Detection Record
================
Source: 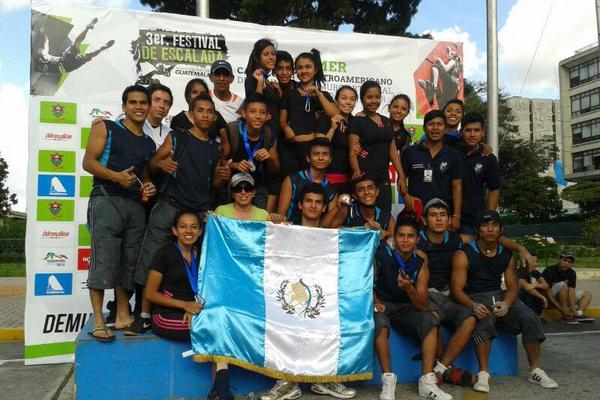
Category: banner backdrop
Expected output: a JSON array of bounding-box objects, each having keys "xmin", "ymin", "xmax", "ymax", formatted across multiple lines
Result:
[{"xmin": 26, "ymin": 0, "xmax": 463, "ymax": 364}]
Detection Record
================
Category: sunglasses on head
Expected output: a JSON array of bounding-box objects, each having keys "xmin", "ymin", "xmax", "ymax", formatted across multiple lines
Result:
[{"xmin": 233, "ymin": 184, "xmax": 254, "ymax": 193}]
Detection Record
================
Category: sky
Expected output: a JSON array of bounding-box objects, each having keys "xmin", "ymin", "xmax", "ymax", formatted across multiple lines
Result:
[{"xmin": 0, "ymin": 0, "xmax": 598, "ymax": 211}]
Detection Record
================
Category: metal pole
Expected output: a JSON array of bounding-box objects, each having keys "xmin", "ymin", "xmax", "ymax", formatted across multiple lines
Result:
[
  {"xmin": 196, "ymin": 0, "xmax": 209, "ymax": 18},
  {"xmin": 487, "ymin": 0, "xmax": 499, "ymax": 156},
  {"xmin": 596, "ymin": 0, "xmax": 600, "ymax": 46}
]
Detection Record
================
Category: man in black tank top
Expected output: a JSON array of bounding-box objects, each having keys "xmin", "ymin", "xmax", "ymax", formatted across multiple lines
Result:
[
  {"xmin": 127, "ymin": 93, "xmax": 231, "ymax": 336},
  {"xmin": 83, "ymin": 85, "xmax": 157, "ymax": 341},
  {"xmin": 451, "ymin": 211, "xmax": 558, "ymax": 393},
  {"xmin": 373, "ymin": 215, "xmax": 453, "ymax": 400}
]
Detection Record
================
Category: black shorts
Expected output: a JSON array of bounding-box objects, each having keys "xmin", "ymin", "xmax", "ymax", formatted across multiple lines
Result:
[
  {"xmin": 374, "ymin": 301, "xmax": 439, "ymax": 342},
  {"xmin": 429, "ymin": 291, "xmax": 475, "ymax": 328}
]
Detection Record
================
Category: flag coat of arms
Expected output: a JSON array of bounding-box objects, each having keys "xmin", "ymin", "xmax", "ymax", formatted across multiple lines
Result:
[{"xmin": 192, "ymin": 216, "xmax": 379, "ymax": 382}]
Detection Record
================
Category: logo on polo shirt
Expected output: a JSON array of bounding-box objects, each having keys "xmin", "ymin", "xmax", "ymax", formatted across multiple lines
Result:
[
  {"xmin": 440, "ymin": 161, "xmax": 448, "ymax": 173},
  {"xmin": 474, "ymin": 163, "xmax": 483, "ymax": 174}
]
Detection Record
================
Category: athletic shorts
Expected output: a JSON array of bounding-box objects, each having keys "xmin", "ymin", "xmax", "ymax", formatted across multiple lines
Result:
[
  {"xmin": 134, "ymin": 199, "xmax": 180, "ymax": 286},
  {"xmin": 468, "ymin": 290, "xmax": 545, "ymax": 345},
  {"xmin": 374, "ymin": 301, "xmax": 439, "ymax": 342},
  {"xmin": 87, "ymin": 195, "xmax": 146, "ymax": 291},
  {"xmin": 551, "ymin": 281, "xmax": 584, "ymax": 301},
  {"xmin": 151, "ymin": 312, "xmax": 190, "ymax": 341},
  {"xmin": 429, "ymin": 291, "xmax": 475, "ymax": 328}
]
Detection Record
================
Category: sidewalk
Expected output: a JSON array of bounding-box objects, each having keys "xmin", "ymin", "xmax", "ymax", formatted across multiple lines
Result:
[{"xmin": 0, "ymin": 277, "xmax": 25, "ymax": 340}]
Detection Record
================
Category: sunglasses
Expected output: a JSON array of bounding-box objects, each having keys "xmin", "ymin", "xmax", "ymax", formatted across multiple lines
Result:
[{"xmin": 232, "ymin": 184, "xmax": 254, "ymax": 193}]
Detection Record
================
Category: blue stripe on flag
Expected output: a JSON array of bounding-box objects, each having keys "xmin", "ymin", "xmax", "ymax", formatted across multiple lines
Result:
[
  {"xmin": 336, "ymin": 229, "xmax": 379, "ymax": 376},
  {"xmin": 191, "ymin": 215, "xmax": 267, "ymax": 366}
]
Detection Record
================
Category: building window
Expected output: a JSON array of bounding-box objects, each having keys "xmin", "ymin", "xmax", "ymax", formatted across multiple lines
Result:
[
  {"xmin": 570, "ymin": 57, "xmax": 600, "ymax": 88},
  {"xmin": 571, "ymin": 87, "xmax": 600, "ymax": 117},
  {"xmin": 573, "ymin": 148, "xmax": 600, "ymax": 173},
  {"xmin": 572, "ymin": 118, "xmax": 600, "ymax": 144}
]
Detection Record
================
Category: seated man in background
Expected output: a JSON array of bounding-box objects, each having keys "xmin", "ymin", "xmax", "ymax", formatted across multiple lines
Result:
[
  {"xmin": 517, "ymin": 255, "xmax": 549, "ymax": 317},
  {"xmin": 542, "ymin": 251, "xmax": 593, "ymax": 323}
]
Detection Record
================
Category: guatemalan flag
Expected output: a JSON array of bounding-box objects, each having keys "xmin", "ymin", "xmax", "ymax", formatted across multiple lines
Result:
[{"xmin": 192, "ymin": 215, "xmax": 379, "ymax": 382}]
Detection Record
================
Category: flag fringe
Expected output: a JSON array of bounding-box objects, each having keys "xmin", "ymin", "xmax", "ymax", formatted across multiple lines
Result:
[{"xmin": 193, "ymin": 354, "xmax": 373, "ymax": 383}]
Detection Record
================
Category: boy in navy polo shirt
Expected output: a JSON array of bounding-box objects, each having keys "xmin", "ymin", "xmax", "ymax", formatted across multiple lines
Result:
[
  {"xmin": 451, "ymin": 211, "xmax": 558, "ymax": 393},
  {"xmin": 459, "ymin": 113, "xmax": 500, "ymax": 234},
  {"xmin": 402, "ymin": 110, "xmax": 463, "ymax": 231},
  {"xmin": 442, "ymin": 99, "xmax": 464, "ymax": 147}
]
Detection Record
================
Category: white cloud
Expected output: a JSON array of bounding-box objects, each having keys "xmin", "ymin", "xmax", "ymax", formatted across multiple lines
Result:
[
  {"xmin": 3, "ymin": 0, "xmax": 132, "ymax": 12},
  {"xmin": 499, "ymin": 0, "xmax": 598, "ymax": 98},
  {"xmin": 424, "ymin": 25, "xmax": 487, "ymax": 82},
  {"xmin": 0, "ymin": 83, "xmax": 27, "ymax": 211}
]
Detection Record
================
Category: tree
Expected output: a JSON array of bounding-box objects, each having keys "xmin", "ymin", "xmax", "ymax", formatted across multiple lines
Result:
[
  {"xmin": 561, "ymin": 181, "xmax": 600, "ymax": 217},
  {"xmin": 463, "ymin": 80, "xmax": 563, "ymax": 221},
  {"xmin": 0, "ymin": 153, "xmax": 17, "ymax": 219},
  {"xmin": 139, "ymin": 0, "xmax": 429, "ymax": 37}
]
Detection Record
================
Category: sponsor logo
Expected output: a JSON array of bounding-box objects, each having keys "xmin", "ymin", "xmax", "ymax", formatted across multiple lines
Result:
[
  {"xmin": 40, "ymin": 101, "xmax": 77, "ymax": 124},
  {"xmin": 38, "ymin": 150, "xmax": 76, "ymax": 173},
  {"xmin": 78, "ymin": 224, "xmax": 91, "ymax": 246},
  {"xmin": 41, "ymin": 230, "xmax": 71, "ymax": 240},
  {"xmin": 89, "ymin": 108, "xmax": 114, "ymax": 120},
  {"xmin": 50, "ymin": 153, "xmax": 63, "ymax": 167},
  {"xmin": 43, "ymin": 132, "xmax": 73, "ymax": 141},
  {"xmin": 34, "ymin": 273, "xmax": 73, "ymax": 296},
  {"xmin": 43, "ymin": 313, "xmax": 92, "ymax": 334},
  {"xmin": 37, "ymin": 199, "xmax": 75, "ymax": 221},
  {"xmin": 77, "ymin": 248, "xmax": 90, "ymax": 270},
  {"xmin": 37, "ymin": 175, "xmax": 75, "ymax": 197},
  {"xmin": 42, "ymin": 252, "xmax": 69, "ymax": 268},
  {"xmin": 276, "ymin": 279, "xmax": 325, "ymax": 319}
]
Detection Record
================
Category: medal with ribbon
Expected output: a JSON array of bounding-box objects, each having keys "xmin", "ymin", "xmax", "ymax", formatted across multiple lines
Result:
[
  {"xmin": 392, "ymin": 249, "xmax": 417, "ymax": 282},
  {"xmin": 239, "ymin": 121, "xmax": 263, "ymax": 172},
  {"xmin": 176, "ymin": 243, "xmax": 204, "ymax": 305}
]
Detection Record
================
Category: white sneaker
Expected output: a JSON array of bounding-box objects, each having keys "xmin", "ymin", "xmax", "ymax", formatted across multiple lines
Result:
[
  {"xmin": 379, "ymin": 373, "xmax": 397, "ymax": 400},
  {"xmin": 418, "ymin": 372, "xmax": 453, "ymax": 400},
  {"xmin": 310, "ymin": 382, "xmax": 357, "ymax": 399},
  {"xmin": 260, "ymin": 381, "xmax": 301, "ymax": 400},
  {"xmin": 529, "ymin": 368, "xmax": 558, "ymax": 389},
  {"xmin": 472, "ymin": 371, "xmax": 490, "ymax": 393}
]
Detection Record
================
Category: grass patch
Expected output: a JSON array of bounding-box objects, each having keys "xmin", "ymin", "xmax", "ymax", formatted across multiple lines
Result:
[
  {"xmin": 539, "ymin": 257, "xmax": 600, "ymax": 269},
  {"xmin": 0, "ymin": 263, "xmax": 26, "ymax": 277}
]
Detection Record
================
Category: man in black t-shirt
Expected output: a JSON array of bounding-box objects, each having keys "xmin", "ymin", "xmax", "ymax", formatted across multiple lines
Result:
[
  {"xmin": 542, "ymin": 251, "xmax": 593, "ymax": 321},
  {"xmin": 402, "ymin": 110, "xmax": 463, "ymax": 231},
  {"xmin": 452, "ymin": 211, "xmax": 558, "ymax": 393},
  {"xmin": 517, "ymin": 255, "xmax": 549, "ymax": 316},
  {"xmin": 459, "ymin": 113, "xmax": 500, "ymax": 234}
]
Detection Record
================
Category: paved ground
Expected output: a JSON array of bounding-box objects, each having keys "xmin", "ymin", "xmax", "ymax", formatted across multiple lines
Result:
[{"xmin": 2, "ymin": 276, "xmax": 600, "ymax": 399}]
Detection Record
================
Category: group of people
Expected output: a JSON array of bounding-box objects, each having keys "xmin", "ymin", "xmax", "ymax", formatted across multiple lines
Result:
[{"xmin": 82, "ymin": 38, "xmax": 593, "ymax": 400}]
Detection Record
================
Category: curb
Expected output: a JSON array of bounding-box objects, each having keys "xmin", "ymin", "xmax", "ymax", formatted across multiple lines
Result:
[
  {"xmin": 0, "ymin": 327, "xmax": 24, "ymax": 341},
  {"xmin": 542, "ymin": 306, "xmax": 600, "ymax": 320}
]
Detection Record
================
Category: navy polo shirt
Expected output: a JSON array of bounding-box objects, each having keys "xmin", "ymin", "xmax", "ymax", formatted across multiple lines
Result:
[
  {"xmin": 401, "ymin": 143, "xmax": 463, "ymax": 209},
  {"xmin": 462, "ymin": 145, "xmax": 500, "ymax": 227}
]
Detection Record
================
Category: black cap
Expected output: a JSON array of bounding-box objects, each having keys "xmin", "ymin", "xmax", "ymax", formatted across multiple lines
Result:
[
  {"xmin": 210, "ymin": 60, "xmax": 233, "ymax": 75},
  {"xmin": 476, "ymin": 209, "xmax": 502, "ymax": 227},
  {"xmin": 559, "ymin": 250, "xmax": 576, "ymax": 261}
]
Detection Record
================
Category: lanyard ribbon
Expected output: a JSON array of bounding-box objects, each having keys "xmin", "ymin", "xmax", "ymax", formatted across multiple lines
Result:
[
  {"xmin": 392, "ymin": 250, "xmax": 417, "ymax": 277},
  {"xmin": 176, "ymin": 243, "xmax": 202, "ymax": 303},
  {"xmin": 240, "ymin": 121, "xmax": 263, "ymax": 165}
]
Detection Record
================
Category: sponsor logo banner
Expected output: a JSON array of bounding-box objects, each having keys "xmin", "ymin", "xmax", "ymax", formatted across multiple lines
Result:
[
  {"xmin": 40, "ymin": 101, "xmax": 77, "ymax": 124},
  {"xmin": 37, "ymin": 248, "xmax": 72, "ymax": 271},
  {"xmin": 79, "ymin": 176, "xmax": 93, "ymax": 198},
  {"xmin": 77, "ymin": 248, "xmax": 90, "ymax": 270},
  {"xmin": 34, "ymin": 273, "xmax": 73, "ymax": 296},
  {"xmin": 35, "ymin": 225, "xmax": 75, "ymax": 246},
  {"xmin": 38, "ymin": 150, "xmax": 76, "ymax": 173},
  {"xmin": 37, "ymin": 175, "xmax": 75, "ymax": 197},
  {"xmin": 78, "ymin": 224, "xmax": 91, "ymax": 246},
  {"xmin": 37, "ymin": 199, "xmax": 75, "ymax": 221}
]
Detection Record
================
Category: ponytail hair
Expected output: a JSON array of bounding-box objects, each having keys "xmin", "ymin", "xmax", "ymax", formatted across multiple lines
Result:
[
  {"xmin": 295, "ymin": 48, "xmax": 325, "ymax": 89},
  {"xmin": 245, "ymin": 38, "xmax": 276, "ymax": 78}
]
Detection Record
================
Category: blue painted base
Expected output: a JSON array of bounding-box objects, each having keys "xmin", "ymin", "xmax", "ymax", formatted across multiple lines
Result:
[{"xmin": 76, "ymin": 319, "xmax": 518, "ymax": 399}]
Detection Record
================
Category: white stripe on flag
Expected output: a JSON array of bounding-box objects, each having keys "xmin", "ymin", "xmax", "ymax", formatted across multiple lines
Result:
[{"xmin": 263, "ymin": 223, "xmax": 340, "ymax": 376}]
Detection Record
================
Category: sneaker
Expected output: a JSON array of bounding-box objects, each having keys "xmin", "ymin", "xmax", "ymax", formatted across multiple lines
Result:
[
  {"xmin": 379, "ymin": 373, "xmax": 396, "ymax": 400},
  {"xmin": 528, "ymin": 368, "xmax": 558, "ymax": 389},
  {"xmin": 442, "ymin": 366, "xmax": 474, "ymax": 387},
  {"xmin": 472, "ymin": 371, "xmax": 490, "ymax": 393},
  {"xmin": 123, "ymin": 317, "xmax": 151, "ymax": 336},
  {"xmin": 310, "ymin": 382, "xmax": 357, "ymax": 399},
  {"xmin": 418, "ymin": 373, "xmax": 453, "ymax": 400},
  {"xmin": 577, "ymin": 316, "xmax": 595, "ymax": 323},
  {"xmin": 260, "ymin": 381, "xmax": 301, "ymax": 400}
]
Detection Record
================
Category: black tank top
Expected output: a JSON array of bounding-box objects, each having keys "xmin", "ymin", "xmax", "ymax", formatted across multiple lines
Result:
[
  {"xmin": 462, "ymin": 240, "xmax": 512, "ymax": 294},
  {"xmin": 374, "ymin": 244, "xmax": 425, "ymax": 303},
  {"xmin": 417, "ymin": 230, "xmax": 462, "ymax": 291}
]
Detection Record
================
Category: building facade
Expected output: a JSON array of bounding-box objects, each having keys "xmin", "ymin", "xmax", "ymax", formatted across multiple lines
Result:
[
  {"xmin": 506, "ymin": 96, "xmax": 561, "ymax": 144},
  {"xmin": 559, "ymin": 43, "xmax": 600, "ymax": 181}
]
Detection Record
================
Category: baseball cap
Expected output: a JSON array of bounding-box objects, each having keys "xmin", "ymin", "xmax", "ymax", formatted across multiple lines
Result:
[
  {"xmin": 476, "ymin": 209, "xmax": 502, "ymax": 227},
  {"xmin": 560, "ymin": 250, "xmax": 576, "ymax": 261},
  {"xmin": 230, "ymin": 172, "xmax": 254, "ymax": 188},
  {"xmin": 210, "ymin": 60, "xmax": 233, "ymax": 75},
  {"xmin": 423, "ymin": 198, "xmax": 450, "ymax": 214}
]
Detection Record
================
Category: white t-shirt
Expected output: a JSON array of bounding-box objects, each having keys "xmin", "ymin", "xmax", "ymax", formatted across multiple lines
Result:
[
  {"xmin": 210, "ymin": 91, "xmax": 244, "ymax": 123},
  {"xmin": 144, "ymin": 119, "xmax": 170, "ymax": 149}
]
